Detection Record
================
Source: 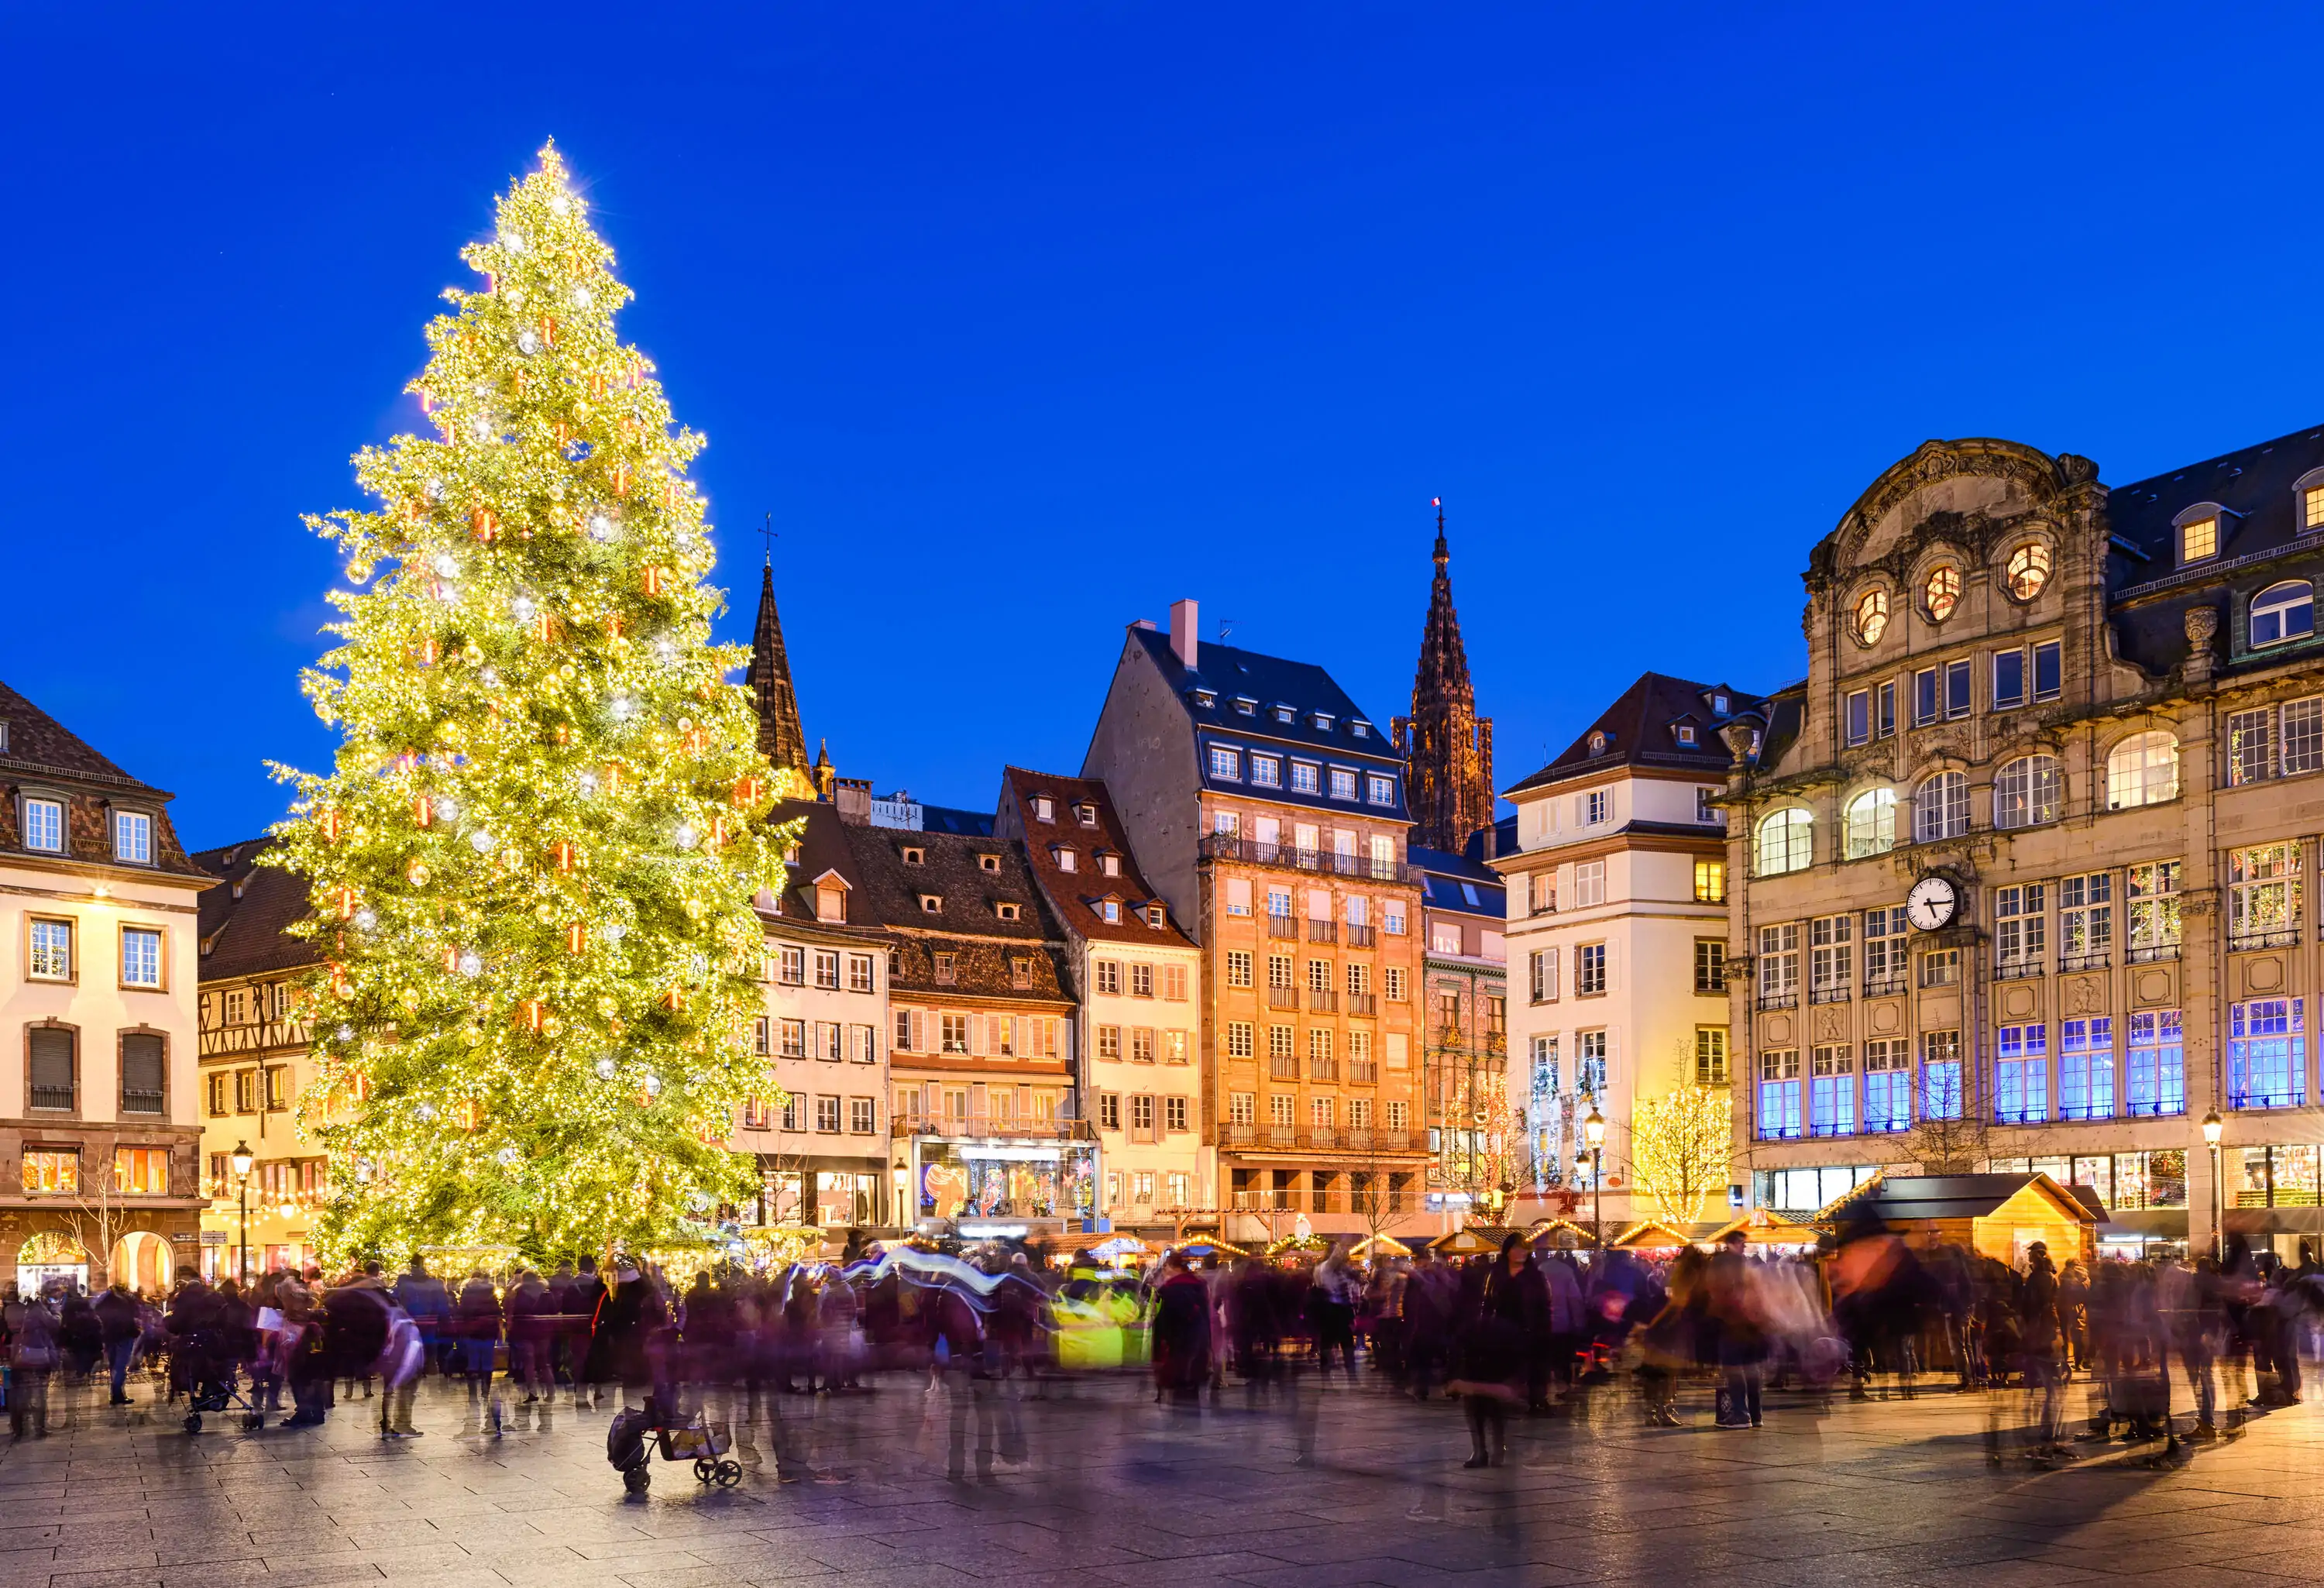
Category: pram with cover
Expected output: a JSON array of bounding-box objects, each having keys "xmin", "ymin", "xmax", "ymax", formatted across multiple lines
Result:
[{"xmin": 605, "ymin": 1394, "xmax": 740, "ymax": 1493}]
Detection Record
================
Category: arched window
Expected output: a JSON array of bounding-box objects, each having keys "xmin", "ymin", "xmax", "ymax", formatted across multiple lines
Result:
[
  {"xmin": 2251, "ymin": 580, "xmax": 2315, "ymax": 648},
  {"xmin": 1994, "ymin": 754, "xmax": 2062, "ymax": 829},
  {"xmin": 1913, "ymin": 771, "xmax": 1968, "ymax": 843},
  {"xmin": 1844, "ymin": 789, "xmax": 1897, "ymax": 859},
  {"xmin": 2005, "ymin": 542, "xmax": 2052, "ymax": 600},
  {"xmin": 1923, "ymin": 565, "xmax": 1961, "ymax": 622},
  {"xmin": 1854, "ymin": 589, "xmax": 1889, "ymax": 647},
  {"xmin": 1755, "ymin": 809, "xmax": 1813, "ymax": 876},
  {"xmin": 2107, "ymin": 732, "xmax": 2180, "ymax": 810}
]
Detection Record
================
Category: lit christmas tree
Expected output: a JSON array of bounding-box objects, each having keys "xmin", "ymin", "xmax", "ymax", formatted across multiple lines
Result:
[{"xmin": 271, "ymin": 144, "xmax": 789, "ymax": 1265}]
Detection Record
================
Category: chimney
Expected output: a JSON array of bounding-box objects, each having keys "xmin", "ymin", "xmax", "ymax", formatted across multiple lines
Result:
[
  {"xmin": 1170, "ymin": 597, "xmax": 1198, "ymax": 672},
  {"xmin": 834, "ymin": 777, "xmax": 873, "ymax": 826}
]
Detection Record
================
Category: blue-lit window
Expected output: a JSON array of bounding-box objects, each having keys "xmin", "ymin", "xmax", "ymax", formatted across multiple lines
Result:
[
  {"xmin": 1995, "ymin": 1023, "xmax": 2048, "ymax": 1123},
  {"xmin": 1920, "ymin": 1029, "xmax": 1964, "ymax": 1119},
  {"xmin": 1808, "ymin": 1047, "xmax": 1855, "ymax": 1136},
  {"xmin": 2060, "ymin": 1017, "xmax": 2114, "ymax": 1120},
  {"xmin": 1863, "ymin": 1040, "xmax": 1911, "ymax": 1132},
  {"xmin": 2229, "ymin": 997, "xmax": 2305, "ymax": 1109},
  {"xmin": 2127, "ymin": 1009, "xmax": 2185, "ymax": 1116},
  {"xmin": 1757, "ymin": 1050, "xmax": 1800, "ymax": 1140}
]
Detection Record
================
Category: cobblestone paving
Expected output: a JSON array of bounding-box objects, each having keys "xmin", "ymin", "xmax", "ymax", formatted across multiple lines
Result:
[{"xmin": 2, "ymin": 1372, "xmax": 2320, "ymax": 1588}]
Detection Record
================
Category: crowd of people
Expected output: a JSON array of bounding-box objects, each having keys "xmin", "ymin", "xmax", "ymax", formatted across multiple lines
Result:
[{"xmin": 2, "ymin": 1224, "xmax": 2317, "ymax": 1480}]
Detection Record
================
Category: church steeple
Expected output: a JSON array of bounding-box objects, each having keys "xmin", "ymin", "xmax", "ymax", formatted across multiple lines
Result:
[
  {"xmin": 1396, "ymin": 499, "xmax": 1494, "ymax": 852},
  {"xmin": 747, "ymin": 562, "xmax": 814, "ymax": 796}
]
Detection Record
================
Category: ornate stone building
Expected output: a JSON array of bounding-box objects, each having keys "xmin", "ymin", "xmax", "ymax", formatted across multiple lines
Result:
[
  {"xmin": 1397, "ymin": 504, "xmax": 1495, "ymax": 854},
  {"xmin": 1727, "ymin": 428, "xmax": 2324, "ymax": 1259},
  {"xmin": 746, "ymin": 561, "xmax": 816, "ymax": 799}
]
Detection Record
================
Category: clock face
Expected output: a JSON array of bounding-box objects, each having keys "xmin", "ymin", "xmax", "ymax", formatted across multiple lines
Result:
[{"xmin": 1906, "ymin": 875, "xmax": 1958, "ymax": 931}]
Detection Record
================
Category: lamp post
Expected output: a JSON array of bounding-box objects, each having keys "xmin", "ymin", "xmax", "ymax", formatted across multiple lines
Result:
[
  {"xmin": 2202, "ymin": 1108, "xmax": 2224, "ymax": 1262},
  {"xmin": 1583, "ymin": 1104, "xmax": 1607, "ymax": 1254},
  {"xmin": 229, "ymin": 1140, "xmax": 254, "ymax": 1285}
]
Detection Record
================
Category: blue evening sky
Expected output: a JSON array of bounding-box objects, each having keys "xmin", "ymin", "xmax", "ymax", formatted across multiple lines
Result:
[{"xmin": 7, "ymin": 4, "xmax": 2319, "ymax": 847}]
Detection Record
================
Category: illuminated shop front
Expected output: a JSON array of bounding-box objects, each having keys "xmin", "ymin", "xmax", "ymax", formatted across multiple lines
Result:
[{"xmin": 914, "ymin": 1139, "xmax": 1098, "ymax": 1225}]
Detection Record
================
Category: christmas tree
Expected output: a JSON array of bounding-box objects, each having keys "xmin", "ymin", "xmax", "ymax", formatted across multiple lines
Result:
[{"xmin": 271, "ymin": 144, "xmax": 789, "ymax": 1265}]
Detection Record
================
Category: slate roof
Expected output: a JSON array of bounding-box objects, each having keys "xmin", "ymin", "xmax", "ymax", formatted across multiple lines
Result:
[
  {"xmin": 193, "ymin": 840, "xmax": 321, "ymax": 981},
  {"xmin": 841, "ymin": 822, "xmax": 1071, "ymax": 1003},
  {"xmin": 0, "ymin": 680, "xmax": 208, "ymax": 878},
  {"xmin": 998, "ymin": 768, "xmax": 1195, "ymax": 947},
  {"xmin": 1408, "ymin": 841, "xmax": 1507, "ymax": 919},
  {"xmin": 761, "ymin": 798, "xmax": 877, "ymax": 931},
  {"xmin": 1460, "ymin": 816, "xmax": 1518, "ymax": 866},
  {"xmin": 1504, "ymin": 672, "xmax": 1763, "ymax": 797},
  {"xmin": 1855, "ymin": 1174, "xmax": 2095, "ymax": 1225}
]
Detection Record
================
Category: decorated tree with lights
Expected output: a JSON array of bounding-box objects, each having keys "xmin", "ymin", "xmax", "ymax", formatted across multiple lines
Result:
[{"xmin": 270, "ymin": 145, "xmax": 789, "ymax": 1265}]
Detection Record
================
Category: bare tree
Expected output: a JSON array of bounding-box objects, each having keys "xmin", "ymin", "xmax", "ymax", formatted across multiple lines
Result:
[
  {"xmin": 58, "ymin": 1155, "xmax": 132, "ymax": 1289},
  {"xmin": 1908, "ymin": 1064, "xmax": 1989, "ymax": 1174}
]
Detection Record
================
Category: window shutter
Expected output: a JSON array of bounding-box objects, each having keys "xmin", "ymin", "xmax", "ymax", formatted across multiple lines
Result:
[
  {"xmin": 1605, "ymin": 939, "xmax": 1618, "ymax": 991},
  {"xmin": 1226, "ymin": 878, "xmax": 1251, "ymax": 913},
  {"xmin": 29, "ymin": 1027, "xmax": 73, "ymax": 1091},
  {"xmin": 121, "ymin": 1033, "xmax": 164, "ymax": 1095},
  {"xmin": 1307, "ymin": 888, "xmax": 1331, "ymax": 920},
  {"xmin": 910, "ymin": 1010, "xmax": 926, "ymax": 1052},
  {"xmin": 969, "ymin": 1017, "xmax": 985, "ymax": 1057}
]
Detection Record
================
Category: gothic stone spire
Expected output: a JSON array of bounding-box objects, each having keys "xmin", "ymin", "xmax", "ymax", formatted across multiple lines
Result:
[
  {"xmin": 747, "ymin": 562, "xmax": 814, "ymax": 792},
  {"xmin": 1397, "ymin": 500, "xmax": 1494, "ymax": 852}
]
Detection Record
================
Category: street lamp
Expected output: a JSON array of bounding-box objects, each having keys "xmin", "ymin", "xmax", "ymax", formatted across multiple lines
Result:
[
  {"xmin": 1583, "ymin": 1104, "xmax": 1607, "ymax": 1254},
  {"xmin": 2202, "ymin": 1109, "xmax": 2224, "ymax": 1262},
  {"xmin": 229, "ymin": 1140, "xmax": 254, "ymax": 1286}
]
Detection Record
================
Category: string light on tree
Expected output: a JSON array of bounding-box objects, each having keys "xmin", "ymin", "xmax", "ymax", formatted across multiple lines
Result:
[{"xmin": 269, "ymin": 143, "xmax": 793, "ymax": 1267}]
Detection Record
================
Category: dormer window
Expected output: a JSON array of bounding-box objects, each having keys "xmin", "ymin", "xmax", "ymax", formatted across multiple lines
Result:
[
  {"xmin": 1273, "ymin": 705, "xmax": 1294, "ymax": 724},
  {"xmin": 1312, "ymin": 713, "xmax": 1334, "ymax": 731},
  {"xmin": 1290, "ymin": 761, "xmax": 1320, "ymax": 794},
  {"xmin": 995, "ymin": 902, "xmax": 1021, "ymax": 922},
  {"xmin": 22, "ymin": 796, "xmax": 64, "ymax": 854},
  {"xmin": 1712, "ymin": 693, "xmax": 1730, "ymax": 716},
  {"xmin": 1328, "ymin": 767, "xmax": 1358, "ymax": 801},
  {"xmin": 1193, "ymin": 688, "xmax": 1218, "ymax": 709},
  {"xmin": 1054, "ymin": 845, "xmax": 1078, "ymax": 872},
  {"xmin": 1207, "ymin": 746, "xmax": 1241, "ymax": 781},
  {"xmin": 1100, "ymin": 900, "xmax": 1121, "ymax": 923},
  {"xmin": 1010, "ymin": 956, "xmax": 1034, "ymax": 989},
  {"xmin": 1250, "ymin": 754, "xmax": 1281, "ymax": 788},
  {"xmin": 1351, "ymin": 720, "xmax": 1371, "ymax": 739},
  {"xmin": 1587, "ymin": 731, "xmax": 1607, "ymax": 755},
  {"xmin": 1100, "ymin": 851, "xmax": 1121, "ymax": 877},
  {"xmin": 2299, "ymin": 469, "xmax": 2324, "ymax": 531},
  {"xmin": 2180, "ymin": 514, "xmax": 2219, "ymax": 564},
  {"xmin": 814, "ymin": 875, "xmax": 849, "ymax": 923},
  {"xmin": 901, "ymin": 846, "xmax": 925, "ymax": 865},
  {"xmin": 1676, "ymin": 724, "xmax": 1697, "ymax": 747},
  {"xmin": 977, "ymin": 853, "xmax": 1001, "ymax": 873},
  {"xmin": 933, "ymin": 951, "xmax": 957, "ymax": 985},
  {"xmin": 1145, "ymin": 904, "xmax": 1167, "ymax": 929},
  {"xmin": 1232, "ymin": 696, "xmax": 1257, "ymax": 715},
  {"xmin": 1032, "ymin": 795, "xmax": 1054, "ymax": 823},
  {"xmin": 1074, "ymin": 803, "xmax": 1097, "ymax": 826},
  {"xmin": 919, "ymin": 893, "xmax": 943, "ymax": 913}
]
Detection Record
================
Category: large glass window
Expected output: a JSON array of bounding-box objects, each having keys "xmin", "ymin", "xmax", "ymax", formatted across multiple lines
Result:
[
  {"xmin": 2285, "ymin": 697, "xmax": 2324, "ymax": 775},
  {"xmin": 1995, "ymin": 1024, "xmax": 2048, "ymax": 1123},
  {"xmin": 2006, "ymin": 542, "xmax": 2052, "ymax": 600},
  {"xmin": 22, "ymin": 797, "xmax": 64, "ymax": 853},
  {"xmin": 1914, "ymin": 772, "xmax": 1968, "ymax": 841},
  {"xmin": 2229, "ymin": 997, "xmax": 2305, "ymax": 1110},
  {"xmin": 1809, "ymin": 1046, "xmax": 1855, "ymax": 1136},
  {"xmin": 1993, "ymin": 754, "xmax": 2061, "ymax": 829},
  {"xmin": 1756, "ymin": 1050, "xmax": 1800, "ymax": 1140},
  {"xmin": 2059, "ymin": 872, "xmax": 2111, "ymax": 968},
  {"xmin": 1757, "ymin": 923, "xmax": 1799, "ymax": 1008},
  {"xmin": 1920, "ymin": 1029, "xmax": 1965, "ymax": 1120},
  {"xmin": 2126, "ymin": 1010, "xmax": 2185, "ymax": 1117},
  {"xmin": 2229, "ymin": 842, "xmax": 2302, "ymax": 948},
  {"xmin": 1854, "ymin": 589, "xmax": 1889, "ymax": 645},
  {"xmin": 1755, "ymin": 809, "xmax": 1812, "ymax": 875},
  {"xmin": 1994, "ymin": 884, "xmax": 2045, "ymax": 974},
  {"xmin": 2060, "ymin": 1016, "xmax": 2114, "ymax": 1121},
  {"xmin": 2127, "ymin": 860, "xmax": 2181, "ymax": 959},
  {"xmin": 1862, "ymin": 906, "xmax": 1908, "ymax": 993},
  {"xmin": 2250, "ymin": 580, "xmax": 2315, "ymax": 648},
  {"xmin": 2229, "ymin": 706, "xmax": 2275, "ymax": 785},
  {"xmin": 1863, "ymin": 1040, "xmax": 1911, "ymax": 1133},
  {"xmin": 2107, "ymin": 732, "xmax": 2179, "ymax": 809},
  {"xmin": 1844, "ymin": 789, "xmax": 1896, "ymax": 858},
  {"xmin": 1923, "ymin": 565, "xmax": 1961, "ymax": 621},
  {"xmin": 1809, "ymin": 914, "xmax": 1851, "ymax": 1002}
]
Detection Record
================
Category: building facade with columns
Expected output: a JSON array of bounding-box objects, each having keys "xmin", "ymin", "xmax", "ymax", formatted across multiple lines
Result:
[{"xmin": 1725, "ymin": 428, "xmax": 2324, "ymax": 1260}]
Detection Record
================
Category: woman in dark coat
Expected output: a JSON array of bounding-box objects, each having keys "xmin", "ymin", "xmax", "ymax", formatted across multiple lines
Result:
[
  {"xmin": 1451, "ymin": 1235, "xmax": 1538, "ymax": 1467},
  {"xmin": 1150, "ymin": 1252, "xmax": 1213, "ymax": 1404},
  {"xmin": 583, "ymin": 1263, "xmax": 670, "ymax": 1410}
]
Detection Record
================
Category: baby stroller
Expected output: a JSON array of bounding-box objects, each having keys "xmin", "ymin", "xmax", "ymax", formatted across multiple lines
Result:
[
  {"xmin": 605, "ymin": 1394, "xmax": 741, "ymax": 1493},
  {"xmin": 179, "ymin": 1328, "xmax": 264, "ymax": 1435}
]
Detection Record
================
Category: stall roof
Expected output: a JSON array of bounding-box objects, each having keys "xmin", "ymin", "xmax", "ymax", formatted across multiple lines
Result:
[{"xmin": 1855, "ymin": 1174, "xmax": 2098, "ymax": 1225}]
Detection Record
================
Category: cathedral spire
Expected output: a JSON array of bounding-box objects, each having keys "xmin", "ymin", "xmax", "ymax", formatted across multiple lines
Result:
[
  {"xmin": 1398, "ymin": 498, "xmax": 1494, "ymax": 853},
  {"xmin": 747, "ymin": 562, "xmax": 813, "ymax": 795}
]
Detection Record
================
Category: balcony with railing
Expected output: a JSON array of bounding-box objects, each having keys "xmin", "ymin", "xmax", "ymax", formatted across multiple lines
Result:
[
  {"xmin": 1309, "ymin": 1058, "xmax": 1337, "ymax": 1083},
  {"xmin": 1862, "ymin": 974, "xmax": 1908, "ymax": 999},
  {"xmin": 29, "ymin": 1085, "xmax": 74, "ymax": 1112},
  {"xmin": 1348, "ymin": 1059, "xmax": 1378, "ymax": 1084},
  {"xmin": 1757, "ymin": 990, "xmax": 1798, "ymax": 1012},
  {"xmin": 1198, "ymin": 831, "xmax": 1422, "ymax": 885},
  {"xmin": 1346, "ymin": 923, "xmax": 1375, "ymax": 949},
  {"xmin": 1308, "ymin": 919, "xmax": 1337, "ymax": 945},
  {"xmin": 1346, "ymin": 992, "xmax": 1377, "ymax": 1017},
  {"xmin": 2230, "ymin": 928, "xmax": 2302, "ymax": 954},
  {"xmin": 1222, "ymin": 1131, "xmax": 1415, "ymax": 1157},
  {"xmin": 1307, "ymin": 988, "xmax": 1339, "ymax": 1014},
  {"xmin": 2127, "ymin": 942, "xmax": 2180, "ymax": 964},
  {"xmin": 1808, "ymin": 981, "xmax": 1850, "ymax": 1005},
  {"xmin": 1994, "ymin": 956, "xmax": 2044, "ymax": 981},
  {"xmin": 1270, "ymin": 1054, "xmax": 1299, "ymax": 1081},
  {"xmin": 892, "ymin": 1114, "xmax": 1095, "ymax": 1142},
  {"xmin": 1265, "ymin": 913, "xmax": 1298, "ymax": 939},
  {"xmin": 2059, "ymin": 951, "xmax": 2111, "ymax": 973},
  {"xmin": 1267, "ymin": 985, "xmax": 1300, "ymax": 1010},
  {"xmin": 119, "ymin": 1089, "xmax": 165, "ymax": 1115}
]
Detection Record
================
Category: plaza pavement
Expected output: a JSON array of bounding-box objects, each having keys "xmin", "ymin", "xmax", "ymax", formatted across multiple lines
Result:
[{"xmin": 0, "ymin": 1370, "xmax": 2320, "ymax": 1588}]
